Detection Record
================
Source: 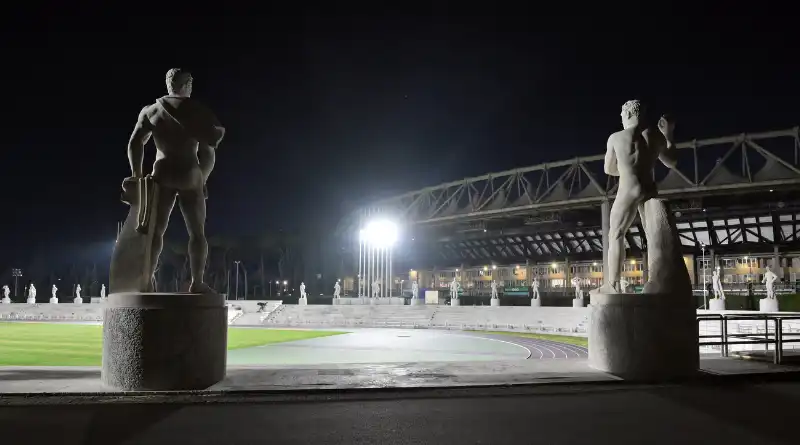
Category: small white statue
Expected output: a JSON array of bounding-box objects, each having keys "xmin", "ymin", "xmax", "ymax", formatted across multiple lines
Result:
[
  {"xmin": 75, "ymin": 284, "xmax": 82, "ymax": 299},
  {"xmin": 449, "ymin": 278, "xmax": 459, "ymax": 299},
  {"xmin": 411, "ymin": 280, "xmax": 419, "ymax": 300},
  {"xmin": 2, "ymin": 285, "xmax": 9, "ymax": 299},
  {"xmin": 333, "ymin": 280, "xmax": 341, "ymax": 299},
  {"xmin": 712, "ymin": 267, "xmax": 725, "ymax": 300},
  {"xmin": 763, "ymin": 266, "xmax": 778, "ymax": 300},
  {"xmin": 50, "ymin": 285, "xmax": 58, "ymax": 304},
  {"xmin": 619, "ymin": 278, "xmax": 630, "ymax": 293},
  {"xmin": 532, "ymin": 277, "xmax": 540, "ymax": 299},
  {"xmin": 100, "ymin": 284, "xmax": 106, "ymax": 299},
  {"xmin": 372, "ymin": 278, "xmax": 381, "ymax": 298},
  {"xmin": 26, "ymin": 283, "xmax": 36, "ymax": 304},
  {"xmin": 300, "ymin": 282, "xmax": 307, "ymax": 299},
  {"xmin": 490, "ymin": 280, "xmax": 499, "ymax": 299},
  {"xmin": 571, "ymin": 276, "xmax": 582, "ymax": 299}
]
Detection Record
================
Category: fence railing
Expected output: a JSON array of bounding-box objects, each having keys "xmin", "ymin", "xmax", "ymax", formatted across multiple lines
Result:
[
  {"xmin": 697, "ymin": 313, "xmax": 800, "ymax": 364},
  {"xmin": 262, "ymin": 318, "xmax": 588, "ymax": 334}
]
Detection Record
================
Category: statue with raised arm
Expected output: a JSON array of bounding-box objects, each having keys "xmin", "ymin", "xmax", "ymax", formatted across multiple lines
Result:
[
  {"xmin": 571, "ymin": 276, "xmax": 582, "ymax": 299},
  {"xmin": 763, "ymin": 266, "xmax": 778, "ymax": 299},
  {"xmin": 333, "ymin": 280, "xmax": 341, "ymax": 299},
  {"xmin": 712, "ymin": 267, "xmax": 725, "ymax": 300},
  {"xmin": 619, "ymin": 278, "xmax": 630, "ymax": 293},
  {"xmin": 596, "ymin": 100, "xmax": 689, "ymax": 295},
  {"xmin": 532, "ymin": 276, "xmax": 540, "ymax": 299},
  {"xmin": 111, "ymin": 68, "xmax": 225, "ymax": 295},
  {"xmin": 490, "ymin": 280, "xmax": 499, "ymax": 299}
]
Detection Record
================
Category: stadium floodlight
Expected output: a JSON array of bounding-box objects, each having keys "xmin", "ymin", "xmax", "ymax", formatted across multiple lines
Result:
[{"xmin": 360, "ymin": 219, "xmax": 399, "ymax": 248}]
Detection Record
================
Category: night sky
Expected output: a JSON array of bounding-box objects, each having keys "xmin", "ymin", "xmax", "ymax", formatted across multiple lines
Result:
[{"xmin": 0, "ymin": 13, "xmax": 797, "ymax": 271}]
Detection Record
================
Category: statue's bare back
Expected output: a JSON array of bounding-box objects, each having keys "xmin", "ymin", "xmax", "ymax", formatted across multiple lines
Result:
[{"xmin": 600, "ymin": 100, "xmax": 677, "ymax": 293}]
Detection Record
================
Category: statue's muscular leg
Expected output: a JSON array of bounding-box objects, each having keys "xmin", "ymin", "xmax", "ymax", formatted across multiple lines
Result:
[
  {"xmin": 149, "ymin": 188, "xmax": 178, "ymax": 290},
  {"xmin": 601, "ymin": 190, "xmax": 641, "ymax": 293},
  {"xmin": 178, "ymin": 188, "xmax": 214, "ymax": 294}
]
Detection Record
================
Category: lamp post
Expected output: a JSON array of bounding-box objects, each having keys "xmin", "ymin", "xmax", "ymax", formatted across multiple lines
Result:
[
  {"xmin": 701, "ymin": 243, "xmax": 707, "ymax": 310},
  {"xmin": 11, "ymin": 268, "xmax": 22, "ymax": 298},
  {"xmin": 234, "ymin": 261, "xmax": 241, "ymax": 300}
]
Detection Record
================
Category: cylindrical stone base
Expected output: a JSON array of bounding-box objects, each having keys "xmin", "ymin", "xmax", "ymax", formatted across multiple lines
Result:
[
  {"xmin": 490, "ymin": 299, "xmax": 500, "ymax": 307},
  {"xmin": 299, "ymin": 298, "xmax": 308, "ymax": 306},
  {"xmin": 572, "ymin": 298, "xmax": 585, "ymax": 308},
  {"xmin": 74, "ymin": 297, "xmax": 83, "ymax": 304},
  {"xmin": 759, "ymin": 298, "xmax": 780, "ymax": 312},
  {"xmin": 708, "ymin": 298, "xmax": 726, "ymax": 311},
  {"xmin": 332, "ymin": 298, "xmax": 340, "ymax": 305},
  {"xmin": 589, "ymin": 292, "xmax": 698, "ymax": 379},
  {"xmin": 50, "ymin": 298, "xmax": 58, "ymax": 304},
  {"xmin": 410, "ymin": 298, "xmax": 423, "ymax": 306},
  {"xmin": 102, "ymin": 292, "xmax": 227, "ymax": 391},
  {"xmin": 451, "ymin": 299, "xmax": 460, "ymax": 307},
  {"xmin": 1, "ymin": 297, "xmax": 9, "ymax": 304},
  {"xmin": 531, "ymin": 298, "xmax": 541, "ymax": 307},
  {"xmin": 27, "ymin": 298, "xmax": 36, "ymax": 304}
]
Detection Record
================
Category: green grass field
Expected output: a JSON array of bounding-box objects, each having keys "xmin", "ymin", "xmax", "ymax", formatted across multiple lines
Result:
[
  {"xmin": 0, "ymin": 323, "xmax": 345, "ymax": 366},
  {"xmin": 479, "ymin": 331, "xmax": 589, "ymax": 348}
]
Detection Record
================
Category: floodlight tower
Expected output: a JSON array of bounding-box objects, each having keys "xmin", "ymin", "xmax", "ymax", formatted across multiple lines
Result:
[{"xmin": 359, "ymin": 218, "xmax": 399, "ymax": 299}]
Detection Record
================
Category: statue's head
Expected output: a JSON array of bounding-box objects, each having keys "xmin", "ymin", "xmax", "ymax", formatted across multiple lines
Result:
[
  {"xmin": 620, "ymin": 100, "xmax": 644, "ymax": 129},
  {"xmin": 166, "ymin": 68, "xmax": 193, "ymax": 97},
  {"xmin": 765, "ymin": 266, "xmax": 771, "ymax": 272}
]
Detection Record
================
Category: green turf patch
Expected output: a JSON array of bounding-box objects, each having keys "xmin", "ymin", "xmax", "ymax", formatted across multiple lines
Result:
[
  {"xmin": 479, "ymin": 331, "xmax": 588, "ymax": 348},
  {"xmin": 0, "ymin": 322, "xmax": 346, "ymax": 366}
]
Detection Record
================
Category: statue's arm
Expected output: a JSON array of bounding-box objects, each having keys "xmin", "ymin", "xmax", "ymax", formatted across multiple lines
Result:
[
  {"xmin": 604, "ymin": 135, "xmax": 619, "ymax": 176},
  {"xmin": 657, "ymin": 117, "xmax": 678, "ymax": 169},
  {"xmin": 127, "ymin": 107, "xmax": 153, "ymax": 178}
]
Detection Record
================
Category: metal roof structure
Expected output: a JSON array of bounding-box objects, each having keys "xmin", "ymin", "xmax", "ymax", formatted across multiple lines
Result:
[{"xmin": 336, "ymin": 127, "xmax": 800, "ymax": 269}]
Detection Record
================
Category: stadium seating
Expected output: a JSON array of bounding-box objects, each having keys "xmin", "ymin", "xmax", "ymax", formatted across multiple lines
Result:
[{"xmin": 265, "ymin": 304, "xmax": 590, "ymax": 334}]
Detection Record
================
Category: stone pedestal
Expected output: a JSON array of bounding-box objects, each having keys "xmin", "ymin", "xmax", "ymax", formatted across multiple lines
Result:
[
  {"xmin": 27, "ymin": 298, "xmax": 36, "ymax": 304},
  {"xmin": 451, "ymin": 298, "xmax": 460, "ymax": 307},
  {"xmin": 708, "ymin": 298, "xmax": 726, "ymax": 311},
  {"xmin": 531, "ymin": 298, "xmax": 541, "ymax": 307},
  {"xmin": 102, "ymin": 292, "xmax": 227, "ymax": 391},
  {"xmin": 332, "ymin": 298, "xmax": 340, "ymax": 305},
  {"xmin": 490, "ymin": 298, "xmax": 500, "ymax": 307},
  {"xmin": 589, "ymin": 292, "xmax": 698, "ymax": 379},
  {"xmin": 1, "ymin": 297, "xmax": 9, "ymax": 304},
  {"xmin": 370, "ymin": 298, "xmax": 377, "ymax": 305},
  {"xmin": 410, "ymin": 298, "xmax": 423, "ymax": 306},
  {"xmin": 298, "ymin": 298, "xmax": 308, "ymax": 306},
  {"xmin": 572, "ymin": 298, "xmax": 584, "ymax": 308},
  {"xmin": 49, "ymin": 297, "xmax": 58, "ymax": 304},
  {"xmin": 759, "ymin": 298, "xmax": 779, "ymax": 312},
  {"xmin": 74, "ymin": 297, "xmax": 83, "ymax": 304}
]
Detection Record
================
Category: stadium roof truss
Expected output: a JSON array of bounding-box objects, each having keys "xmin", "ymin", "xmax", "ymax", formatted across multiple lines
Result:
[{"xmin": 352, "ymin": 127, "xmax": 800, "ymax": 229}]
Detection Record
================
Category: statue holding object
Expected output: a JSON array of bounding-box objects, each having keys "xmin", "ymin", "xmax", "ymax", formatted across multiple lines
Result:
[{"xmin": 111, "ymin": 69, "xmax": 225, "ymax": 294}]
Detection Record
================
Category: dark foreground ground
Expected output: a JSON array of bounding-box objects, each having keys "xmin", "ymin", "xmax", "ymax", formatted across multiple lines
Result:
[{"xmin": 1, "ymin": 377, "xmax": 799, "ymax": 444}]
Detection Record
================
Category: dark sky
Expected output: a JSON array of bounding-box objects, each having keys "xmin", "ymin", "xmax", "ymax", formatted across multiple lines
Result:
[{"xmin": 0, "ymin": 13, "xmax": 797, "ymax": 268}]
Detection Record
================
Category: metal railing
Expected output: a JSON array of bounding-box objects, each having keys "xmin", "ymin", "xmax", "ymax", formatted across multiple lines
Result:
[{"xmin": 697, "ymin": 313, "xmax": 800, "ymax": 364}]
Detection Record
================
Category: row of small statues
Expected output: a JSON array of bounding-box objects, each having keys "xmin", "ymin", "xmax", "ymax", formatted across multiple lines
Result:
[
  {"xmin": 0, "ymin": 283, "xmax": 106, "ymax": 303},
  {"xmin": 298, "ymin": 281, "xmax": 342, "ymax": 300},
  {"xmin": 710, "ymin": 266, "xmax": 779, "ymax": 300}
]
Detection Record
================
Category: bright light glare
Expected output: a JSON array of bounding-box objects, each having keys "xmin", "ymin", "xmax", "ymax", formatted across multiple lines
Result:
[{"xmin": 361, "ymin": 219, "xmax": 399, "ymax": 248}]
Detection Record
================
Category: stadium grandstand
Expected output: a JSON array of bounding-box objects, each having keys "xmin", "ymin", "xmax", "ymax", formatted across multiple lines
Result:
[{"xmin": 333, "ymin": 127, "xmax": 800, "ymax": 306}]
